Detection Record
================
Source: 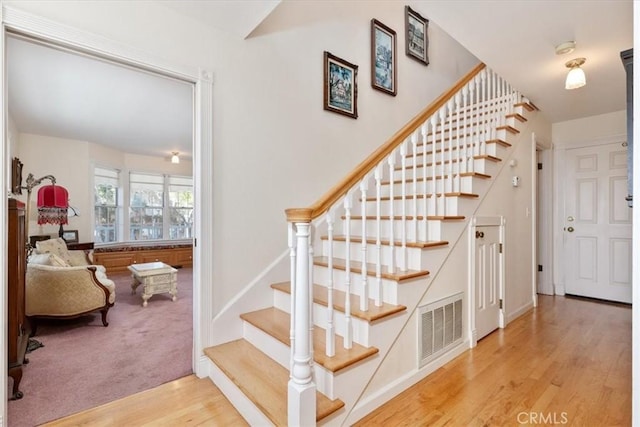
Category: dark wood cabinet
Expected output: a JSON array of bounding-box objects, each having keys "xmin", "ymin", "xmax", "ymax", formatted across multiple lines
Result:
[{"xmin": 8, "ymin": 198, "xmax": 29, "ymax": 400}]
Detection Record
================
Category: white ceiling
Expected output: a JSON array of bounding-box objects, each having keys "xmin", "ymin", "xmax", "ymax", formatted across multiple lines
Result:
[
  {"xmin": 7, "ymin": 35, "xmax": 194, "ymax": 160},
  {"xmin": 6, "ymin": 1, "xmax": 633, "ymax": 160}
]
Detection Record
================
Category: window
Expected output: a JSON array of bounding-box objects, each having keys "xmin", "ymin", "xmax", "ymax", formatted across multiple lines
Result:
[
  {"xmin": 94, "ymin": 167, "xmax": 120, "ymax": 243},
  {"xmin": 168, "ymin": 176, "xmax": 194, "ymax": 239},
  {"xmin": 130, "ymin": 173, "xmax": 164, "ymax": 240}
]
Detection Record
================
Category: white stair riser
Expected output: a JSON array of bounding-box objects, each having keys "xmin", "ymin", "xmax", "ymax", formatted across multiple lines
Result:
[
  {"xmin": 272, "ymin": 289, "xmax": 375, "ymax": 347},
  {"xmin": 409, "ymin": 137, "xmax": 509, "ymax": 160},
  {"xmin": 311, "ymin": 266, "xmax": 400, "ymax": 306},
  {"xmin": 379, "ymin": 175, "xmax": 480, "ymax": 196},
  {"xmin": 321, "ymin": 239, "xmax": 429, "ymax": 271},
  {"xmin": 391, "ymin": 158, "xmax": 499, "ymax": 180},
  {"xmin": 339, "ymin": 218, "xmax": 439, "ymax": 243},
  {"xmin": 359, "ymin": 194, "xmax": 477, "ymax": 217}
]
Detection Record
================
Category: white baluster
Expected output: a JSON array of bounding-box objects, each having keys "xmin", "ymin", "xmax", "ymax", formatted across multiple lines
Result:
[
  {"xmin": 469, "ymin": 77, "xmax": 476, "ymax": 174},
  {"xmin": 359, "ymin": 180, "xmax": 369, "ymax": 312},
  {"xmin": 454, "ymin": 92, "xmax": 462, "ymax": 194},
  {"xmin": 343, "ymin": 193, "xmax": 353, "ymax": 349},
  {"xmin": 307, "ymin": 225, "xmax": 314, "ymax": 366},
  {"xmin": 325, "ymin": 211, "xmax": 335, "ymax": 357},
  {"xmin": 411, "ymin": 132, "xmax": 418, "ymax": 242},
  {"xmin": 387, "ymin": 152, "xmax": 396, "ymax": 274},
  {"xmin": 430, "ymin": 116, "xmax": 438, "ymax": 218},
  {"xmin": 480, "ymin": 69, "xmax": 487, "ymax": 158},
  {"xmin": 374, "ymin": 163, "xmax": 383, "ymax": 307},
  {"xmin": 287, "ymin": 214, "xmax": 316, "ymax": 427},
  {"xmin": 462, "ymin": 85, "xmax": 469, "ymax": 175},
  {"xmin": 421, "ymin": 123, "xmax": 429, "ymax": 241},
  {"xmin": 439, "ymin": 108, "xmax": 446, "ymax": 216},
  {"xmin": 400, "ymin": 140, "xmax": 408, "ymax": 271},
  {"xmin": 447, "ymin": 99, "xmax": 454, "ymax": 196}
]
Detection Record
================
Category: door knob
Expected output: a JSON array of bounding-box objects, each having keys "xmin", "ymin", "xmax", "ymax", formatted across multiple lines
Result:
[
  {"xmin": 567, "ymin": 226, "xmax": 574, "ymax": 232},
  {"xmin": 475, "ymin": 231, "xmax": 484, "ymax": 238}
]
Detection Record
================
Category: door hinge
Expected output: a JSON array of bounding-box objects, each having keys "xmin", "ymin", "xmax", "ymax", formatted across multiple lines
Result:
[
  {"xmin": 499, "ymin": 299, "xmax": 503, "ymax": 309},
  {"xmin": 499, "ymin": 243, "xmax": 503, "ymax": 253},
  {"xmin": 538, "ymin": 162, "xmax": 543, "ymax": 170},
  {"xmin": 538, "ymin": 264, "xmax": 543, "ymax": 272},
  {"xmin": 194, "ymin": 238, "xmax": 197, "ymax": 247}
]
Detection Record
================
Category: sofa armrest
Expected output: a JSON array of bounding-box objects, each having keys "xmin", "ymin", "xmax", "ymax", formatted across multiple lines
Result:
[{"xmin": 26, "ymin": 264, "xmax": 116, "ymax": 317}]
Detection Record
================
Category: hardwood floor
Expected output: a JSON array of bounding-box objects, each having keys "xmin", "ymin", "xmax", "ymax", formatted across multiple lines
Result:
[{"xmin": 45, "ymin": 295, "xmax": 631, "ymax": 426}]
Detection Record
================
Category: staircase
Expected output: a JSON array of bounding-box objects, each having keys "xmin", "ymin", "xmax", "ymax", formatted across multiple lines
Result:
[{"xmin": 204, "ymin": 63, "xmax": 537, "ymax": 425}]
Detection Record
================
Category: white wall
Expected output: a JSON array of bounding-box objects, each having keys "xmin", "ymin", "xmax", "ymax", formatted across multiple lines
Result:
[
  {"xmin": 5, "ymin": 0, "xmax": 480, "ymax": 315},
  {"xmin": 15, "ymin": 132, "xmax": 192, "ymax": 243},
  {"xmin": 551, "ymin": 110, "xmax": 627, "ymax": 294}
]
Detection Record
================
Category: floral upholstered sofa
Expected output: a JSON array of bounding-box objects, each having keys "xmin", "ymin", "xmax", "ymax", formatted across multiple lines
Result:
[{"xmin": 26, "ymin": 238, "xmax": 116, "ymax": 333}]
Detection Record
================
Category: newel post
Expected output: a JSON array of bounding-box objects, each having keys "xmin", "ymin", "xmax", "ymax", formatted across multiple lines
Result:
[{"xmin": 285, "ymin": 208, "xmax": 316, "ymax": 426}]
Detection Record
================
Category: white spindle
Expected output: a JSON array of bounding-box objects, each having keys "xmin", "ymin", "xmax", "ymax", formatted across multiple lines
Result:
[
  {"xmin": 447, "ymin": 99, "xmax": 454, "ymax": 196},
  {"xmin": 462, "ymin": 85, "xmax": 469, "ymax": 175},
  {"xmin": 325, "ymin": 212, "xmax": 335, "ymax": 357},
  {"xmin": 438, "ymin": 108, "xmax": 446, "ymax": 216},
  {"xmin": 480, "ymin": 69, "xmax": 487, "ymax": 158},
  {"xmin": 454, "ymin": 93, "xmax": 462, "ymax": 194},
  {"xmin": 387, "ymin": 152, "xmax": 396, "ymax": 273},
  {"xmin": 359, "ymin": 180, "xmax": 369, "ymax": 312},
  {"xmin": 374, "ymin": 164, "xmax": 383, "ymax": 306},
  {"xmin": 430, "ymin": 116, "xmax": 438, "ymax": 217},
  {"xmin": 411, "ymin": 132, "xmax": 418, "ymax": 242},
  {"xmin": 400, "ymin": 140, "xmax": 408, "ymax": 271},
  {"xmin": 469, "ymin": 77, "xmax": 476, "ymax": 174},
  {"xmin": 421, "ymin": 123, "xmax": 429, "ymax": 241},
  {"xmin": 343, "ymin": 193, "xmax": 353, "ymax": 349},
  {"xmin": 307, "ymin": 225, "xmax": 314, "ymax": 364}
]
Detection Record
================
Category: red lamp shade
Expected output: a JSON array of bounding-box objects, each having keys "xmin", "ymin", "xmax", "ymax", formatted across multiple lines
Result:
[{"xmin": 36, "ymin": 184, "xmax": 69, "ymax": 225}]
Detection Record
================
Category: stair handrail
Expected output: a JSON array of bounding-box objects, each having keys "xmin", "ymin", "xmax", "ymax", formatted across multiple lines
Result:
[{"xmin": 285, "ymin": 62, "xmax": 486, "ymax": 223}]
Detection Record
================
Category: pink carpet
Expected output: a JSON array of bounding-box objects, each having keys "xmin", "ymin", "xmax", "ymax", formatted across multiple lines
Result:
[{"xmin": 7, "ymin": 267, "xmax": 193, "ymax": 427}]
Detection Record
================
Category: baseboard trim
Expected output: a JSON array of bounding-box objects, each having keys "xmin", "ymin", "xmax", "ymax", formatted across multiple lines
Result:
[
  {"xmin": 345, "ymin": 339, "xmax": 469, "ymax": 425},
  {"xmin": 506, "ymin": 301, "xmax": 533, "ymax": 325}
]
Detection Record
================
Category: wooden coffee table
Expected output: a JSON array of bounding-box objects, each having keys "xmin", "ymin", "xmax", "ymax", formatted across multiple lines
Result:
[{"xmin": 128, "ymin": 262, "xmax": 178, "ymax": 307}]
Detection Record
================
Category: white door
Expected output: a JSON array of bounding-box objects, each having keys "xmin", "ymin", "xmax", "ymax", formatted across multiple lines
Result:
[
  {"xmin": 475, "ymin": 225, "xmax": 501, "ymax": 340},
  {"xmin": 564, "ymin": 143, "xmax": 632, "ymax": 303}
]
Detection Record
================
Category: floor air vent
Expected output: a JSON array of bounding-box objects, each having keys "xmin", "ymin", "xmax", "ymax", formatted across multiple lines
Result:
[{"xmin": 419, "ymin": 293, "xmax": 463, "ymax": 367}]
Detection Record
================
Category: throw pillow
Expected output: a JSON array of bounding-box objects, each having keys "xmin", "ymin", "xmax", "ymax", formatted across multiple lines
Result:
[
  {"xmin": 35, "ymin": 238, "xmax": 73, "ymax": 265},
  {"xmin": 48, "ymin": 253, "xmax": 71, "ymax": 267},
  {"xmin": 28, "ymin": 253, "xmax": 52, "ymax": 266}
]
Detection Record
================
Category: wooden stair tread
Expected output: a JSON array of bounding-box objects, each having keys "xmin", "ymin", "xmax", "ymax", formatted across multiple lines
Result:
[
  {"xmin": 313, "ymin": 256, "xmax": 429, "ymax": 282},
  {"xmin": 506, "ymin": 112, "xmax": 527, "ymax": 122},
  {"xmin": 363, "ymin": 192, "xmax": 478, "ymax": 202},
  {"xmin": 394, "ymin": 154, "xmax": 501, "ymax": 170},
  {"xmin": 411, "ymin": 139, "xmax": 511, "ymax": 154},
  {"xmin": 515, "ymin": 101, "xmax": 538, "ymax": 111},
  {"xmin": 320, "ymin": 235, "xmax": 448, "ymax": 249},
  {"xmin": 346, "ymin": 215, "xmax": 465, "ymax": 221},
  {"xmin": 495, "ymin": 125, "xmax": 519, "ymax": 134},
  {"xmin": 271, "ymin": 282, "xmax": 407, "ymax": 323},
  {"xmin": 204, "ymin": 339, "xmax": 344, "ymax": 425},
  {"xmin": 240, "ymin": 307, "xmax": 379, "ymax": 372},
  {"xmin": 381, "ymin": 171, "xmax": 491, "ymax": 185}
]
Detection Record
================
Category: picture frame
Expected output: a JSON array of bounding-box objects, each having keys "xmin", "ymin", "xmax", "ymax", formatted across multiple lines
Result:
[
  {"xmin": 11, "ymin": 157, "xmax": 23, "ymax": 195},
  {"xmin": 62, "ymin": 230, "xmax": 79, "ymax": 244},
  {"xmin": 405, "ymin": 6, "xmax": 429, "ymax": 66},
  {"xmin": 371, "ymin": 19, "xmax": 397, "ymax": 96},
  {"xmin": 324, "ymin": 51, "xmax": 358, "ymax": 119}
]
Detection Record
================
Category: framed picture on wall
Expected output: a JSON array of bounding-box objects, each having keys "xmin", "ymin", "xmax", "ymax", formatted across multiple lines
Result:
[
  {"xmin": 405, "ymin": 6, "xmax": 429, "ymax": 66},
  {"xmin": 371, "ymin": 19, "xmax": 397, "ymax": 96},
  {"xmin": 324, "ymin": 51, "xmax": 358, "ymax": 119},
  {"xmin": 62, "ymin": 230, "xmax": 79, "ymax": 244},
  {"xmin": 11, "ymin": 157, "xmax": 23, "ymax": 195}
]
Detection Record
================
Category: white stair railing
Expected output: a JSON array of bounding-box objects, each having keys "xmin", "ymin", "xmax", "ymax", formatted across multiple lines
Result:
[{"xmin": 285, "ymin": 64, "xmax": 529, "ymax": 422}]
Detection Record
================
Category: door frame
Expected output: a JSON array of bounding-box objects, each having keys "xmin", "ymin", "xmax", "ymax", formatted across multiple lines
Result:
[
  {"xmin": 0, "ymin": 5, "xmax": 214, "ymax": 418},
  {"xmin": 553, "ymin": 134, "xmax": 627, "ymax": 297},
  {"xmin": 468, "ymin": 215, "xmax": 505, "ymax": 347},
  {"xmin": 536, "ymin": 139, "xmax": 554, "ymax": 296}
]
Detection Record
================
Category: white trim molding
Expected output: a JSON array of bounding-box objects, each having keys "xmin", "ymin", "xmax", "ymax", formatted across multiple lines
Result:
[{"xmin": 0, "ymin": 6, "xmax": 215, "ymax": 417}]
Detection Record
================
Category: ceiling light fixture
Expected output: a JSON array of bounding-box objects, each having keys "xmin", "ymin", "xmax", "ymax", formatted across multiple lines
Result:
[
  {"xmin": 555, "ymin": 41, "xmax": 576, "ymax": 55},
  {"xmin": 171, "ymin": 152, "xmax": 180, "ymax": 164},
  {"xmin": 565, "ymin": 58, "xmax": 586, "ymax": 90}
]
